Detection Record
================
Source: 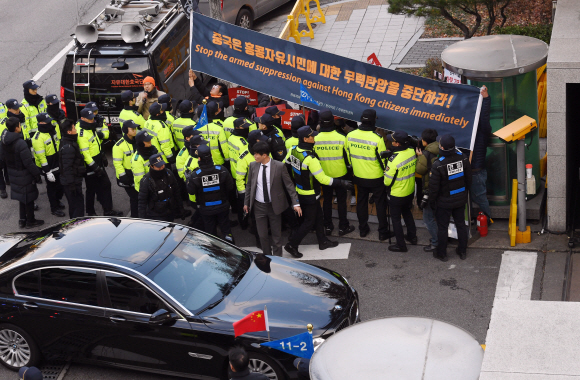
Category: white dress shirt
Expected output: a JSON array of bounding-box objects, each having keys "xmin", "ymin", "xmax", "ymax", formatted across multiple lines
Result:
[{"xmin": 255, "ymin": 160, "xmax": 271, "ymax": 203}]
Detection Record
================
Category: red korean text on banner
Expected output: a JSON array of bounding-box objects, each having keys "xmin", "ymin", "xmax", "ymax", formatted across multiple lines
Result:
[
  {"xmin": 367, "ymin": 53, "xmax": 382, "ymax": 67},
  {"xmin": 228, "ymin": 86, "xmax": 259, "ymax": 106}
]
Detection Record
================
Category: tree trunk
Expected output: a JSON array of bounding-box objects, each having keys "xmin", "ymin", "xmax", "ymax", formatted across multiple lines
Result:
[
  {"xmin": 208, "ymin": 0, "xmax": 223, "ymax": 21},
  {"xmin": 439, "ymin": 7, "xmax": 472, "ymax": 39},
  {"xmin": 499, "ymin": 0, "xmax": 512, "ymax": 27},
  {"xmin": 485, "ymin": 1, "xmax": 496, "ymax": 35}
]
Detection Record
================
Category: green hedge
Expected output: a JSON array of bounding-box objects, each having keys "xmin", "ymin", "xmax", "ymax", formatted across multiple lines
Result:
[{"xmin": 495, "ymin": 24, "xmax": 553, "ymax": 44}]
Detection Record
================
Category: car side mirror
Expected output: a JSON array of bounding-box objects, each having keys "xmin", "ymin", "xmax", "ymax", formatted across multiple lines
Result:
[{"xmin": 149, "ymin": 309, "xmax": 178, "ymax": 325}]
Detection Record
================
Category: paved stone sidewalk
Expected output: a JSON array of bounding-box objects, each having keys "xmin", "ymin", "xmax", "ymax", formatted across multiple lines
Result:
[
  {"xmin": 400, "ymin": 38, "xmax": 463, "ymax": 67},
  {"xmin": 256, "ymin": 0, "xmax": 425, "ymax": 68}
]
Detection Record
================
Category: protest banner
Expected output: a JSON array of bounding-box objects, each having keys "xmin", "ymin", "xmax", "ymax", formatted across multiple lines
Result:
[{"xmin": 190, "ymin": 12, "xmax": 482, "ymax": 149}]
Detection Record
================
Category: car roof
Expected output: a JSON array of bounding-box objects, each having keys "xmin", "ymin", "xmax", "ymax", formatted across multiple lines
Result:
[{"xmin": 0, "ymin": 217, "xmax": 188, "ymax": 275}]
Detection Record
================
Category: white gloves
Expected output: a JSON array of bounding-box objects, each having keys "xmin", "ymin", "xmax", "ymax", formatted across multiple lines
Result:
[{"xmin": 46, "ymin": 172, "xmax": 56, "ymax": 182}]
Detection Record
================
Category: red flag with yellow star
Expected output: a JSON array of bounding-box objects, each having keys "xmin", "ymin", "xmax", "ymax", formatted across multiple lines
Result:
[{"xmin": 233, "ymin": 309, "xmax": 269, "ymax": 337}]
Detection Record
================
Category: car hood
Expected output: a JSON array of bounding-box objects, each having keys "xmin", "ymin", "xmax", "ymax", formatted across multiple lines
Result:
[{"xmin": 198, "ymin": 255, "xmax": 352, "ymax": 339}]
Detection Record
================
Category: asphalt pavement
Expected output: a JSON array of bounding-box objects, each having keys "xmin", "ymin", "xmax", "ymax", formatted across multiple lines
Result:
[{"xmin": 0, "ymin": 0, "xmax": 544, "ymax": 379}]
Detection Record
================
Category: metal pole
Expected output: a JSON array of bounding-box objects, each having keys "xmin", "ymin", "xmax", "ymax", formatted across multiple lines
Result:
[
  {"xmin": 517, "ymin": 139, "xmax": 526, "ymax": 232},
  {"xmin": 301, "ymin": 101, "xmax": 305, "ymax": 117}
]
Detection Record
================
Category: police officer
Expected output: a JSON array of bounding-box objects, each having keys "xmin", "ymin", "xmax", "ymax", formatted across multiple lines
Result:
[
  {"xmin": 119, "ymin": 90, "xmax": 146, "ymax": 130},
  {"xmin": 45, "ymin": 94, "xmax": 66, "ymax": 127},
  {"xmin": 77, "ymin": 108, "xmax": 123, "ymax": 217},
  {"xmin": 285, "ymin": 115, "xmax": 304, "ymax": 153},
  {"xmin": 0, "ymin": 102, "xmax": 5, "ymax": 120},
  {"xmin": 346, "ymin": 109, "xmax": 389, "ymax": 239},
  {"xmin": 429, "ymin": 134, "xmax": 472, "ymax": 261},
  {"xmin": 176, "ymin": 125, "xmax": 197, "ymax": 181},
  {"xmin": 138, "ymin": 153, "xmax": 184, "ymax": 222},
  {"xmin": 32, "ymin": 113, "xmax": 65, "ymax": 217},
  {"xmin": 384, "ymin": 130, "xmax": 418, "ymax": 252},
  {"xmin": 0, "ymin": 99, "xmax": 25, "ymax": 197},
  {"xmin": 196, "ymin": 102, "xmax": 228, "ymax": 166},
  {"xmin": 186, "ymin": 144, "xmax": 235, "ymax": 243},
  {"xmin": 284, "ymin": 126, "xmax": 348, "ymax": 258},
  {"xmin": 223, "ymin": 96, "xmax": 255, "ymax": 140},
  {"xmin": 146, "ymin": 102, "xmax": 176, "ymax": 163},
  {"xmin": 158, "ymin": 94, "xmax": 175, "ymax": 128},
  {"xmin": 59, "ymin": 120, "xmax": 86, "ymax": 218},
  {"xmin": 113, "ymin": 120, "xmax": 139, "ymax": 217},
  {"xmin": 228, "ymin": 118, "xmax": 251, "ymax": 227},
  {"xmin": 132, "ymin": 130, "xmax": 158, "ymax": 192},
  {"xmin": 20, "ymin": 80, "xmax": 46, "ymax": 142},
  {"xmin": 314, "ymin": 109, "xmax": 355, "ymax": 237},
  {"xmin": 256, "ymin": 114, "xmax": 286, "ymax": 162},
  {"xmin": 264, "ymin": 106, "xmax": 286, "ymax": 135},
  {"xmin": 84, "ymin": 102, "xmax": 110, "ymax": 141},
  {"xmin": 172, "ymin": 100, "xmax": 197, "ymax": 150},
  {"xmin": 181, "ymin": 134, "xmax": 207, "ymax": 229}
]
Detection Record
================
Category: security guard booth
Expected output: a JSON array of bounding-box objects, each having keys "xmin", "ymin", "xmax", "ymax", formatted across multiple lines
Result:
[{"xmin": 442, "ymin": 35, "xmax": 548, "ymax": 206}]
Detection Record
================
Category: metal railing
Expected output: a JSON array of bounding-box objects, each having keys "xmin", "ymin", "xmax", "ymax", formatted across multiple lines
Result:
[{"xmin": 279, "ymin": 0, "xmax": 326, "ymax": 44}]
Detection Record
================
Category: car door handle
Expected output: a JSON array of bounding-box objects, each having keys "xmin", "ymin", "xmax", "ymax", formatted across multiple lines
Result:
[
  {"xmin": 23, "ymin": 302, "xmax": 38, "ymax": 309},
  {"xmin": 109, "ymin": 315, "xmax": 126, "ymax": 322}
]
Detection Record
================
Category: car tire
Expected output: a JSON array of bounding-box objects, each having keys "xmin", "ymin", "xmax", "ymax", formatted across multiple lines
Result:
[
  {"xmin": 235, "ymin": 9, "xmax": 254, "ymax": 29},
  {"xmin": 0, "ymin": 324, "xmax": 41, "ymax": 371},
  {"xmin": 247, "ymin": 352, "xmax": 285, "ymax": 380}
]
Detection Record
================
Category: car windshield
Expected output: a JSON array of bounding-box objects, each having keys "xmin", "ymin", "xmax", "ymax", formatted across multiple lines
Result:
[{"xmin": 147, "ymin": 231, "xmax": 251, "ymax": 314}]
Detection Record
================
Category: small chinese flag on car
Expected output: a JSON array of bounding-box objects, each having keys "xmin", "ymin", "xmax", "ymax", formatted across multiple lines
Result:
[{"xmin": 233, "ymin": 309, "xmax": 269, "ymax": 337}]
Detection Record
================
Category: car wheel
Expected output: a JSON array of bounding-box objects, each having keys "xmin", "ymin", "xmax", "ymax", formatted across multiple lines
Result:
[
  {"xmin": 236, "ymin": 9, "xmax": 253, "ymax": 29},
  {"xmin": 247, "ymin": 352, "xmax": 284, "ymax": 380},
  {"xmin": 0, "ymin": 324, "xmax": 41, "ymax": 371}
]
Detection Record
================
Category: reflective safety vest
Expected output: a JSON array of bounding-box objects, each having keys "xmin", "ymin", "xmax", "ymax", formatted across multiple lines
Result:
[
  {"xmin": 0, "ymin": 103, "xmax": 6, "ymax": 121},
  {"xmin": 249, "ymin": 124, "xmax": 284, "ymax": 136},
  {"xmin": 314, "ymin": 130, "xmax": 348, "ymax": 178},
  {"xmin": 119, "ymin": 108, "xmax": 146, "ymax": 130},
  {"xmin": 32, "ymin": 128, "xmax": 61, "ymax": 171},
  {"xmin": 77, "ymin": 126, "xmax": 102, "ymax": 168},
  {"xmin": 20, "ymin": 99, "xmax": 47, "ymax": 140},
  {"xmin": 112, "ymin": 137, "xmax": 135, "ymax": 179},
  {"xmin": 235, "ymin": 149, "xmax": 254, "ymax": 193},
  {"xmin": 0, "ymin": 118, "xmax": 7, "ymax": 140},
  {"xmin": 190, "ymin": 165, "xmax": 228, "ymax": 209},
  {"xmin": 131, "ymin": 153, "xmax": 150, "ymax": 192},
  {"xmin": 146, "ymin": 119, "xmax": 176, "ymax": 160},
  {"xmin": 194, "ymin": 120, "xmax": 228, "ymax": 165},
  {"xmin": 228, "ymin": 134, "xmax": 249, "ymax": 179},
  {"xmin": 383, "ymin": 147, "xmax": 417, "ymax": 197},
  {"xmin": 172, "ymin": 117, "xmax": 196, "ymax": 150},
  {"xmin": 287, "ymin": 147, "xmax": 333, "ymax": 198},
  {"xmin": 345, "ymin": 129, "xmax": 387, "ymax": 180},
  {"xmin": 165, "ymin": 111, "xmax": 175, "ymax": 128},
  {"xmin": 438, "ymin": 152, "xmax": 467, "ymax": 197},
  {"xmin": 181, "ymin": 155, "xmax": 200, "ymax": 202},
  {"xmin": 176, "ymin": 146, "xmax": 191, "ymax": 181},
  {"xmin": 223, "ymin": 117, "xmax": 255, "ymax": 140},
  {"xmin": 95, "ymin": 115, "xmax": 110, "ymax": 140},
  {"xmin": 285, "ymin": 136, "xmax": 298, "ymax": 153}
]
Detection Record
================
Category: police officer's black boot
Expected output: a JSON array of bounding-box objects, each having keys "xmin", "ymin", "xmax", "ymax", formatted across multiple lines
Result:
[
  {"xmin": 284, "ymin": 243, "xmax": 303, "ymax": 258},
  {"xmin": 339, "ymin": 225, "xmax": 355, "ymax": 236},
  {"xmin": 0, "ymin": 189, "xmax": 6, "ymax": 199}
]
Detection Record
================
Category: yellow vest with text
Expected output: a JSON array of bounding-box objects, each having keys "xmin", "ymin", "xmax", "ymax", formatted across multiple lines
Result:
[
  {"xmin": 112, "ymin": 137, "xmax": 135, "ymax": 179},
  {"xmin": 345, "ymin": 129, "xmax": 387, "ymax": 180},
  {"xmin": 314, "ymin": 130, "xmax": 347, "ymax": 178},
  {"xmin": 383, "ymin": 147, "xmax": 417, "ymax": 197}
]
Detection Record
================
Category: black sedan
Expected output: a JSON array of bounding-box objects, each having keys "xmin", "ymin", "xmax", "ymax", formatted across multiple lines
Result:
[{"xmin": 0, "ymin": 217, "xmax": 359, "ymax": 379}]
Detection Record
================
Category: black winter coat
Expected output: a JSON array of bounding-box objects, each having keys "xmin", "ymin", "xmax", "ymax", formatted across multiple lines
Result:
[
  {"xmin": 59, "ymin": 135, "xmax": 86, "ymax": 187},
  {"xmin": 186, "ymin": 162, "xmax": 233, "ymax": 215},
  {"xmin": 230, "ymin": 368, "xmax": 269, "ymax": 380},
  {"xmin": 190, "ymin": 77, "xmax": 230, "ymax": 116},
  {"xmin": 138, "ymin": 169, "xmax": 183, "ymax": 220},
  {"xmin": 0, "ymin": 131, "xmax": 40, "ymax": 203},
  {"xmin": 429, "ymin": 150, "xmax": 472, "ymax": 210},
  {"xmin": 471, "ymin": 96, "xmax": 491, "ymax": 170}
]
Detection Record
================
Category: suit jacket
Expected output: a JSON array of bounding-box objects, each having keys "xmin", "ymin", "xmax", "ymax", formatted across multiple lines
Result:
[{"xmin": 245, "ymin": 159, "xmax": 298, "ymax": 215}]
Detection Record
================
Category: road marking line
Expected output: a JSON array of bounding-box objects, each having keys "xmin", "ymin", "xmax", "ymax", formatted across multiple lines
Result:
[
  {"xmin": 33, "ymin": 41, "xmax": 75, "ymax": 82},
  {"xmin": 241, "ymin": 243, "xmax": 351, "ymax": 261},
  {"xmin": 494, "ymin": 251, "xmax": 537, "ymax": 301}
]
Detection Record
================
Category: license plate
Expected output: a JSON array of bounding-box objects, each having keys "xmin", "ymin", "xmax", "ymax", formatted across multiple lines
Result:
[{"xmin": 104, "ymin": 116, "xmax": 120, "ymax": 124}]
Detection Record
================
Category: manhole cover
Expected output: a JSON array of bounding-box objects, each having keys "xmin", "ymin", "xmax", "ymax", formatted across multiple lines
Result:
[
  {"xmin": 40, "ymin": 360, "xmax": 69, "ymax": 380},
  {"xmin": 298, "ymin": 22, "xmax": 317, "ymax": 32}
]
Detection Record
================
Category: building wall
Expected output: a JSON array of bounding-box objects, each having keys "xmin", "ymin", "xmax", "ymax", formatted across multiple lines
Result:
[{"xmin": 547, "ymin": 0, "xmax": 580, "ymax": 231}]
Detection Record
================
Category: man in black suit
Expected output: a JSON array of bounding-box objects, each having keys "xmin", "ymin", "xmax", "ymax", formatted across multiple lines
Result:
[{"xmin": 243, "ymin": 141, "xmax": 301, "ymax": 256}]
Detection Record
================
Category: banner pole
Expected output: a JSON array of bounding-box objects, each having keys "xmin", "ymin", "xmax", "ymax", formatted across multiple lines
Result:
[
  {"xmin": 265, "ymin": 305, "xmax": 270, "ymax": 341},
  {"xmin": 301, "ymin": 101, "xmax": 305, "ymax": 117}
]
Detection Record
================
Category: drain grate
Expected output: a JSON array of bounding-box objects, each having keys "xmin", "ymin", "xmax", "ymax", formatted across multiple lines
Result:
[{"xmin": 40, "ymin": 360, "xmax": 69, "ymax": 380}]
